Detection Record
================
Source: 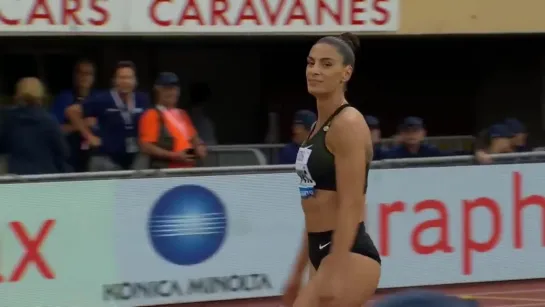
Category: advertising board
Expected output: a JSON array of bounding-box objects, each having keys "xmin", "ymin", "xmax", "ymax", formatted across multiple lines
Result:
[
  {"xmin": 0, "ymin": 181, "xmax": 118, "ymax": 307},
  {"xmin": 0, "ymin": 0, "xmax": 399, "ymax": 35},
  {"xmin": 367, "ymin": 165, "xmax": 545, "ymax": 286},
  {"xmin": 105, "ymin": 173, "xmax": 302, "ymax": 306},
  {"xmin": 107, "ymin": 164, "xmax": 545, "ymax": 306},
  {"xmin": 2, "ymin": 163, "xmax": 545, "ymax": 306}
]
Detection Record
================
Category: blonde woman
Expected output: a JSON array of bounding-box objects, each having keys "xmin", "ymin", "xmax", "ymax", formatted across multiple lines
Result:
[{"xmin": 0, "ymin": 77, "xmax": 69, "ymax": 174}]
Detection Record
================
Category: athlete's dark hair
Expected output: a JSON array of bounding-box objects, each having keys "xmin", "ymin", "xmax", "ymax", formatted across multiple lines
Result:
[{"xmin": 317, "ymin": 32, "xmax": 360, "ymax": 67}]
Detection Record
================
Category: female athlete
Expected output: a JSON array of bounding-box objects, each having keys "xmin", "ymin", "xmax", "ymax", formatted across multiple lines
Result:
[{"xmin": 283, "ymin": 32, "xmax": 381, "ymax": 307}]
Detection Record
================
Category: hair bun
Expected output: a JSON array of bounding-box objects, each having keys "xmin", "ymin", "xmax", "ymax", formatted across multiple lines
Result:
[{"xmin": 339, "ymin": 32, "xmax": 360, "ymax": 53}]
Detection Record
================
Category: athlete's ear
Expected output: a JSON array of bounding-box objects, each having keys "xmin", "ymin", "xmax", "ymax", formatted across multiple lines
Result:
[{"xmin": 342, "ymin": 66, "xmax": 353, "ymax": 83}]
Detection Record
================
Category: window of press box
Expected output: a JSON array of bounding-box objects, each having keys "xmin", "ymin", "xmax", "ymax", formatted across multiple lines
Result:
[{"xmin": 0, "ymin": 35, "xmax": 543, "ymax": 143}]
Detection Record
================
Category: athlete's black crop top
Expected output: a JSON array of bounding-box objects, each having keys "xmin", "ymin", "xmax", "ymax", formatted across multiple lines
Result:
[{"xmin": 295, "ymin": 104, "xmax": 371, "ymax": 198}]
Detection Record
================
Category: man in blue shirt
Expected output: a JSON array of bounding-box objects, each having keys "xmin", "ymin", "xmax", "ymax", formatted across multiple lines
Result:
[
  {"xmin": 65, "ymin": 61, "xmax": 150, "ymax": 171},
  {"xmin": 386, "ymin": 117, "xmax": 442, "ymax": 159},
  {"xmin": 278, "ymin": 110, "xmax": 316, "ymax": 164},
  {"xmin": 50, "ymin": 59, "xmax": 98, "ymax": 172}
]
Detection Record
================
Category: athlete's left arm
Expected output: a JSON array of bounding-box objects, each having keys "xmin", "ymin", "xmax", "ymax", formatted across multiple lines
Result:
[{"xmin": 328, "ymin": 109, "xmax": 370, "ymax": 259}]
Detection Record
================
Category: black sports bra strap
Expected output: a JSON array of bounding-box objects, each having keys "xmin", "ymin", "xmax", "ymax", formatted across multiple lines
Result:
[
  {"xmin": 302, "ymin": 103, "xmax": 350, "ymax": 145},
  {"xmin": 303, "ymin": 121, "xmax": 318, "ymax": 144},
  {"xmin": 324, "ymin": 103, "xmax": 350, "ymax": 129}
]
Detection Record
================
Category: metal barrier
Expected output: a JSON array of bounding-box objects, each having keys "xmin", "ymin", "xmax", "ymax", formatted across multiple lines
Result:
[
  {"xmin": 204, "ymin": 147, "xmax": 268, "ymax": 166},
  {"xmin": 2, "ymin": 151, "xmax": 545, "ymax": 184},
  {"xmin": 209, "ymin": 135, "xmax": 476, "ymax": 164}
]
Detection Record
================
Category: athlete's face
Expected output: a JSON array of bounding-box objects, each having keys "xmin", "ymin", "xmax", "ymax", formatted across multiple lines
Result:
[{"xmin": 306, "ymin": 43, "xmax": 353, "ymax": 96}]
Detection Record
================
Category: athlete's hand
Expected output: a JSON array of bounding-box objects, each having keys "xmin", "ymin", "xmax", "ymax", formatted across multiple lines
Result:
[{"xmin": 282, "ymin": 273, "xmax": 302, "ymax": 307}]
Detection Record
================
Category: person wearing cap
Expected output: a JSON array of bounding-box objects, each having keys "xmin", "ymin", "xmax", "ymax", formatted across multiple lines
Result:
[
  {"xmin": 138, "ymin": 72, "xmax": 206, "ymax": 169},
  {"xmin": 474, "ymin": 123, "xmax": 514, "ymax": 164},
  {"xmin": 386, "ymin": 117, "xmax": 442, "ymax": 159},
  {"xmin": 505, "ymin": 118, "xmax": 528, "ymax": 152},
  {"xmin": 365, "ymin": 115, "xmax": 386, "ymax": 160},
  {"xmin": 278, "ymin": 110, "xmax": 316, "ymax": 164},
  {"xmin": 66, "ymin": 61, "xmax": 150, "ymax": 171}
]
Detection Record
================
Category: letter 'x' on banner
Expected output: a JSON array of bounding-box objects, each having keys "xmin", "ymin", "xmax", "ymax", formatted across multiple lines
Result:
[{"xmin": 0, "ymin": 219, "xmax": 56, "ymax": 283}]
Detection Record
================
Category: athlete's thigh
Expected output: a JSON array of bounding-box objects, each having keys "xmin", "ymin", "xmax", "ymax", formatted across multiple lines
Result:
[
  {"xmin": 318, "ymin": 253, "xmax": 381, "ymax": 306},
  {"xmin": 294, "ymin": 264, "xmax": 320, "ymax": 307}
]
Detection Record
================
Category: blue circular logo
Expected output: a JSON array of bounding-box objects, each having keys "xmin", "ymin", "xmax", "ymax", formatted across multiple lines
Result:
[{"xmin": 148, "ymin": 185, "xmax": 227, "ymax": 266}]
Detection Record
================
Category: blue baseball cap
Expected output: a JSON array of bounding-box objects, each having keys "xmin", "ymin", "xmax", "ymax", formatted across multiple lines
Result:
[
  {"xmin": 504, "ymin": 118, "xmax": 525, "ymax": 134},
  {"xmin": 155, "ymin": 72, "xmax": 179, "ymax": 86},
  {"xmin": 401, "ymin": 116, "xmax": 424, "ymax": 130},
  {"xmin": 374, "ymin": 290, "xmax": 478, "ymax": 307},
  {"xmin": 293, "ymin": 110, "xmax": 317, "ymax": 131},
  {"xmin": 488, "ymin": 123, "xmax": 513, "ymax": 139},
  {"xmin": 365, "ymin": 116, "xmax": 380, "ymax": 129}
]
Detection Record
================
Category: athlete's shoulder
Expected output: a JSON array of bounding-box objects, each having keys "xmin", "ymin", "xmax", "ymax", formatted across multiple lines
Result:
[
  {"xmin": 334, "ymin": 106, "xmax": 366, "ymax": 131},
  {"xmin": 330, "ymin": 107, "xmax": 368, "ymax": 144}
]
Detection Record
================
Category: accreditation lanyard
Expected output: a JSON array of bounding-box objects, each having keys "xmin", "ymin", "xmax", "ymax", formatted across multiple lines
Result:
[
  {"xmin": 111, "ymin": 90, "xmax": 138, "ymax": 153},
  {"xmin": 111, "ymin": 89, "xmax": 136, "ymax": 130}
]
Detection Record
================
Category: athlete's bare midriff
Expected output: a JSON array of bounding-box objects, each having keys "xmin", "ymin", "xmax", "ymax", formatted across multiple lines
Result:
[{"xmin": 302, "ymin": 189, "xmax": 365, "ymax": 233}]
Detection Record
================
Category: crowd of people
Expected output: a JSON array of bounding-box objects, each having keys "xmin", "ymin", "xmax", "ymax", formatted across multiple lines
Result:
[
  {"xmin": 0, "ymin": 60, "xmax": 209, "ymax": 175},
  {"xmin": 0, "ymin": 58, "xmax": 534, "ymax": 176},
  {"xmin": 279, "ymin": 110, "xmax": 531, "ymax": 165}
]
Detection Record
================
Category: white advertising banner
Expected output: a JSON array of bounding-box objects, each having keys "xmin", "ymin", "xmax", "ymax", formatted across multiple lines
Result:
[
  {"xmin": 2, "ymin": 163, "xmax": 545, "ymax": 306},
  {"xmin": 0, "ymin": 181, "xmax": 118, "ymax": 307},
  {"xmin": 107, "ymin": 164, "xmax": 545, "ymax": 306},
  {"xmin": 107, "ymin": 173, "xmax": 303, "ymax": 306},
  {"xmin": 0, "ymin": 0, "xmax": 399, "ymax": 35},
  {"xmin": 367, "ymin": 164, "xmax": 545, "ymax": 286}
]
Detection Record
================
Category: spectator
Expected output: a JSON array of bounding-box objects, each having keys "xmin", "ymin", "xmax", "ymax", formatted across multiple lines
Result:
[
  {"xmin": 505, "ymin": 118, "xmax": 528, "ymax": 152},
  {"xmin": 386, "ymin": 117, "xmax": 442, "ymax": 159},
  {"xmin": 188, "ymin": 82, "xmax": 217, "ymax": 145},
  {"xmin": 50, "ymin": 59, "xmax": 98, "ymax": 172},
  {"xmin": 65, "ymin": 61, "xmax": 150, "ymax": 171},
  {"xmin": 365, "ymin": 115, "xmax": 386, "ymax": 160},
  {"xmin": 0, "ymin": 77, "xmax": 70, "ymax": 174},
  {"xmin": 139, "ymin": 72, "xmax": 206, "ymax": 169},
  {"xmin": 474, "ymin": 123, "xmax": 513, "ymax": 164},
  {"xmin": 278, "ymin": 110, "xmax": 316, "ymax": 164}
]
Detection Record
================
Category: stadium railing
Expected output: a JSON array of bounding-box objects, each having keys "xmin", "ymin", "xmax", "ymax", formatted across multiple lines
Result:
[
  {"xmin": 208, "ymin": 135, "xmax": 476, "ymax": 165},
  {"xmin": 1, "ymin": 151, "xmax": 544, "ymax": 184}
]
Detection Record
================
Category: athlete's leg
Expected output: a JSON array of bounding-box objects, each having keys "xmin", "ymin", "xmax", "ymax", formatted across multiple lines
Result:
[
  {"xmin": 293, "ymin": 260, "xmax": 319, "ymax": 307},
  {"xmin": 316, "ymin": 254, "xmax": 381, "ymax": 307}
]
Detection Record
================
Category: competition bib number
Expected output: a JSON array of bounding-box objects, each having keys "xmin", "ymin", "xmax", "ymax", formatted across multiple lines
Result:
[{"xmin": 295, "ymin": 146, "xmax": 316, "ymax": 199}]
